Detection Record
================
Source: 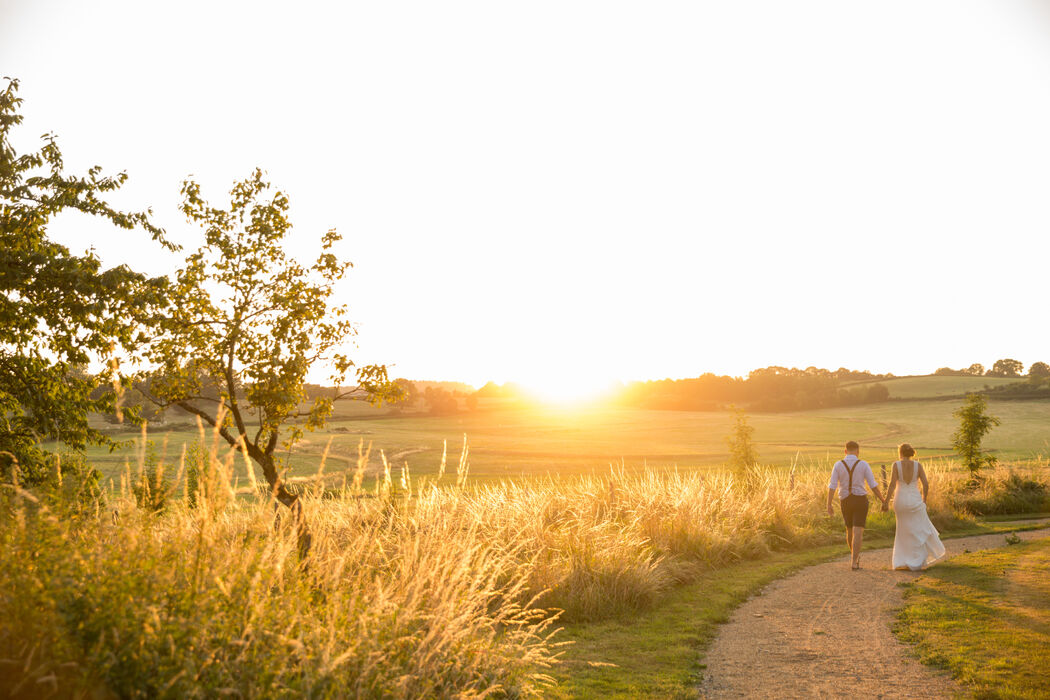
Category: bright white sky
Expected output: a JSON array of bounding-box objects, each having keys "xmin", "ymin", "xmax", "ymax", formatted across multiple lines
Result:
[{"xmin": 3, "ymin": 0, "xmax": 1050, "ymax": 398}]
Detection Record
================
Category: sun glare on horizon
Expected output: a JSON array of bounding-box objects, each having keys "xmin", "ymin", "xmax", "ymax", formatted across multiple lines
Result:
[{"xmin": 516, "ymin": 373, "xmax": 622, "ymax": 407}]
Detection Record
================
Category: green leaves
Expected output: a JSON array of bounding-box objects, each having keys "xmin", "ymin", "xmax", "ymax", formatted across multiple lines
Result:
[
  {"xmin": 726, "ymin": 406, "xmax": 759, "ymax": 473},
  {"xmin": 1, "ymin": 78, "xmax": 169, "ymax": 476},
  {"xmin": 1, "ymin": 78, "xmax": 394, "ymax": 503},
  {"xmin": 146, "ymin": 169, "xmax": 394, "ymax": 496},
  {"xmin": 951, "ymin": 393, "xmax": 1001, "ymax": 477}
]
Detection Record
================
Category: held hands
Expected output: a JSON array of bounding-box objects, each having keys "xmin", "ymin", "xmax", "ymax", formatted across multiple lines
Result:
[{"xmin": 826, "ymin": 503, "xmax": 834, "ymax": 517}]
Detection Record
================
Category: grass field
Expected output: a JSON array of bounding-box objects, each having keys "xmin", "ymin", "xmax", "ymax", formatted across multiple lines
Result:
[
  {"xmin": 896, "ymin": 537, "xmax": 1050, "ymax": 699},
  {"xmin": 12, "ymin": 375, "xmax": 1050, "ymax": 698},
  {"xmin": 72, "ymin": 381, "xmax": 1050, "ymax": 487},
  {"xmin": 843, "ymin": 375, "xmax": 1025, "ymax": 399},
  {"xmin": 14, "ymin": 371, "xmax": 1050, "ymax": 698},
  {"xmin": 7, "ymin": 436, "xmax": 1048, "ymax": 697}
]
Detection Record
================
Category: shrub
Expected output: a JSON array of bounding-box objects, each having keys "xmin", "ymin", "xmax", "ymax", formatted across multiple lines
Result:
[
  {"xmin": 0, "ymin": 449, "xmax": 102, "ymax": 511},
  {"xmin": 944, "ymin": 468, "xmax": 1050, "ymax": 516},
  {"xmin": 726, "ymin": 407, "xmax": 760, "ymax": 487}
]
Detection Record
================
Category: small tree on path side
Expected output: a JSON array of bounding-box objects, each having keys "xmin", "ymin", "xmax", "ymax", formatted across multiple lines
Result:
[
  {"xmin": 726, "ymin": 407, "xmax": 759, "ymax": 482},
  {"xmin": 145, "ymin": 170, "xmax": 397, "ymax": 524},
  {"xmin": 951, "ymin": 393, "xmax": 1000, "ymax": 481}
]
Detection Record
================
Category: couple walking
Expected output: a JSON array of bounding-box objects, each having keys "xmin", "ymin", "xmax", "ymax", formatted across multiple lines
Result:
[{"xmin": 825, "ymin": 440, "xmax": 946, "ymax": 570}]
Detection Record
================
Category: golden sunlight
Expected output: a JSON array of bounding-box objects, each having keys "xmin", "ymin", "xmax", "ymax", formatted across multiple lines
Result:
[{"xmin": 518, "ymin": 372, "xmax": 620, "ymax": 406}]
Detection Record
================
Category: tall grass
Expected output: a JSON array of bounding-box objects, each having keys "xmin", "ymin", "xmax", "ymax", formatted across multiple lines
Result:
[
  {"xmin": 943, "ymin": 462, "xmax": 1050, "ymax": 515},
  {"xmin": 0, "ymin": 433, "xmax": 1044, "ymax": 697}
]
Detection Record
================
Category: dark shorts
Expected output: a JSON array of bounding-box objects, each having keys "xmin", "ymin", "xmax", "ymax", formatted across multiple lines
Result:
[{"xmin": 840, "ymin": 494, "xmax": 869, "ymax": 528}]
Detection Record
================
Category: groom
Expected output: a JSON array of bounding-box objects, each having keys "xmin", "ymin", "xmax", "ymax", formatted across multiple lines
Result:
[{"xmin": 826, "ymin": 441, "xmax": 886, "ymax": 570}]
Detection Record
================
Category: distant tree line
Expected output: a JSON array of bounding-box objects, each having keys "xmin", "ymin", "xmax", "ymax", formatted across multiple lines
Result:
[
  {"xmin": 933, "ymin": 358, "xmax": 1048, "ymax": 379},
  {"xmin": 932, "ymin": 359, "xmax": 1050, "ymax": 400},
  {"xmin": 384, "ymin": 379, "xmax": 479, "ymax": 416},
  {"xmin": 615, "ymin": 366, "xmax": 893, "ymax": 412}
]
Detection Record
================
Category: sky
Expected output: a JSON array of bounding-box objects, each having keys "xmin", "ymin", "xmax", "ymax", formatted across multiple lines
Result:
[{"xmin": 3, "ymin": 0, "xmax": 1050, "ymax": 399}]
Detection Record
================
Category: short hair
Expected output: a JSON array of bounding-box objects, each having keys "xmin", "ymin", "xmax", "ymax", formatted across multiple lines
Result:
[
  {"xmin": 845, "ymin": 440, "xmax": 859, "ymax": 452},
  {"xmin": 898, "ymin": 443, "xmax": 915, "ymax": 458}
]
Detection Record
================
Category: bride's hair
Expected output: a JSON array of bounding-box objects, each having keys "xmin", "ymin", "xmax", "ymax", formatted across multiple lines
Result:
[{"xmin": 898, "ymin": 443, "xmax": 915, "ymax": 459}]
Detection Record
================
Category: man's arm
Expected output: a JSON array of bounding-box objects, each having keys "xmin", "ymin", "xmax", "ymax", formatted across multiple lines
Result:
[
  {"xmin": 826, "ymin": 465, "xmax": 839, "ymax": 516},
  {"xmin": 871, "ymin": 485, "xmax": 886, "ymax": 506},
  {"xmin": 866, "ymin": 464, "xmax": 885, "ymax": 505}
]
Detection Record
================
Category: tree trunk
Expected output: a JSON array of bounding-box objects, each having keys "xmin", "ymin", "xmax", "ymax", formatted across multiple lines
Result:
[
  {"xmin": 257, "ymin": 452, "xmax": 312, "ymax": 563},
  {"xmin": 167, "ymin": 399, "xmax": 313, "ymax": 561}
]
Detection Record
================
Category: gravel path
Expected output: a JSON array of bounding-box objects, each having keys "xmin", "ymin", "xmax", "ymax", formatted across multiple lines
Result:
[{"xmin": 699, "ymin": 525, "xmax": 1050, "ymax": 699}]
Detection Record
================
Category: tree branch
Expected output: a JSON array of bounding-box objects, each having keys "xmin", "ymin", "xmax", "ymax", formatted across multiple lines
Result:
[{"xmin": 174, "ymin": 400, "xmax": 240, "ymax": 449}]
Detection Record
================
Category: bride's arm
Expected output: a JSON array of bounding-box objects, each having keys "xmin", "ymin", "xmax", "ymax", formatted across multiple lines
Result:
[
  {"xmin": 918, "ymin": 463, "xmax": 929, "ymax": 503},
  {"xmin": 885, "ymin": 464, "xmax": 898, "ymax": 505}
]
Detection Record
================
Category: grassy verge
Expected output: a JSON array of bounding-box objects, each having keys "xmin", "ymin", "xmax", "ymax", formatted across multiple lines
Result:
[
  {"xmin": 551, "ymin": 520, "xmax": 1048, "ymax": 699},
  {"xmin": 978, "ymin": 512, "xmax": 1050, "ymax": 522},
  {"xmin": 548, "ymin": 543, "xmax": 853, "ymax": 699},
  {"xmin": 895, "ymin": 536, "xmax": 1050, "ymax": 700}
]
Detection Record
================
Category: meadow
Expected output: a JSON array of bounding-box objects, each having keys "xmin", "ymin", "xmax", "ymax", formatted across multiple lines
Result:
[
  {"xmin": 10, "ymin": 375, "xmax": 1050, "ymax": 697},
  {"xmin": 842, "ymin": 374, "xmax": 1025, "ymax": 399},
  {"xmin": 75, "ymin": 375, "xmax": 1050, "ymax": 489},
  {"xmin": 5, "ymin": 432, "xmax": 1048, "ymax": 697}
]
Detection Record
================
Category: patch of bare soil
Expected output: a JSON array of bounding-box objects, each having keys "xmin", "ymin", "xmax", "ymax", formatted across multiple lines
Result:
[{"xmin": 699, "ymin": 525, "xmax": 1050, "ymax": 699}]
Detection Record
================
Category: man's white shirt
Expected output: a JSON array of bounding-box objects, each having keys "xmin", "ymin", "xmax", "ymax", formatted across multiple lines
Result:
[{"xmin": 828, "ymin": 454, "xmax": 877, "ymax": 498}]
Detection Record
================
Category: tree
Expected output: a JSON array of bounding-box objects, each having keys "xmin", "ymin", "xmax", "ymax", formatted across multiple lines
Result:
[
  {"xmin": 726, "ymin": 407, "xmax": 759, "ymax": 474},
  {"xmin": 386, "ymin": 379, "xmax": 419, "ymax": 414},
  {"xmin": 476, "ymin": 381, "xmax": 504, "ymax": 398},
  {"xmin": 0, "ymin": 78, "xmax": 170, "ymax": 483},
  {"xmin": 951, "ymin": 393, "xmax": 1000, "ymax": 479},
  {"xmin": 423, "ymin": 387, "xmax": 458, "ymax": 415},
  {"xmin": 964, "ymin": 364, "xmax": 985, "ymax": 376},
  {"xmin": 97, "ymin": 380, "xmax": 167, "ymax": 424},
  {"xmin": 1028, "ymin": 362, "xmax": 1050, "ymax": 379},
  {"xmin": 866, "ymin": 383, "xmax": 890, "ymax": 402},
  {"xmin": 987, "ymin": 358, "xmax": 1024, "ymax": 378},
  {"xmin": 145, "ymin": 170, "xmax": 396, "ymax": 517}
]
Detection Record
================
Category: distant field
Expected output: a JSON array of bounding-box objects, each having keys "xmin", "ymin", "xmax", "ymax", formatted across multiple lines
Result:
[
  {"xmin": 74, "ymin": 375, "xmax": 1050, "ymax": 487},
  {"xmin": 844, "ymin": 374, "xmax": 1025, "ymax": 399}
]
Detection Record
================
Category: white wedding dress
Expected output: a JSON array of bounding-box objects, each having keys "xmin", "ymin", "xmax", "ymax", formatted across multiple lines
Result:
[{"xmin": 891, "ymin": 460, "xmax": 946, "ymax": 571}]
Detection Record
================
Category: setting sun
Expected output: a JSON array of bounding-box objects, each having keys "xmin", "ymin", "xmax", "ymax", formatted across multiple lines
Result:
[{"xmin": 517, "ymin": 373, "xmax": 621, "ymax": 406}]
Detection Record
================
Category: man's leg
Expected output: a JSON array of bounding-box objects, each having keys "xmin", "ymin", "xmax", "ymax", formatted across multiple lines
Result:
[
  {"xmin": 841, "ymin": 498, "xmax": 853, "ymax": 553},
  {"xmin": 851, "ymin": 527, "xmax": 864, "ymax": 566}
]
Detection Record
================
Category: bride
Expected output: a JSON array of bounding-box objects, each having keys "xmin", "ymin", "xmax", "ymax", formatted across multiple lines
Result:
[{"xmin": 882, "ymin": 443, "xmax": 946, "ymax": 570}]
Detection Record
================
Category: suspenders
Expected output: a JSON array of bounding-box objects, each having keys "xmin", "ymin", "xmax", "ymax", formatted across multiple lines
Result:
[{"xmin": 839, "ymin": 459, "xmax": 859, "ymax": 496}]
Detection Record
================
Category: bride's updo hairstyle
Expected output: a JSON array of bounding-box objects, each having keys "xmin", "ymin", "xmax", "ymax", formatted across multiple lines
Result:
[{"xmin": 898, "ymin": 443, "xmax": 916, "ymax": 459}]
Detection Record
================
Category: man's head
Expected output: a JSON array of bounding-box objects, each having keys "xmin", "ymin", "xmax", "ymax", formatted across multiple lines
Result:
[{"xmin": 845, "ymin": 440, "xmax": 860, "ymax": 455}]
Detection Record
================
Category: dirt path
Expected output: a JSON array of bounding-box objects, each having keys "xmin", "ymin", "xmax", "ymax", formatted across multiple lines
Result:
[{"xmin": 699, "ymin": 525, "xmax": 1050, "ymax": 699}]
